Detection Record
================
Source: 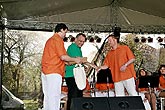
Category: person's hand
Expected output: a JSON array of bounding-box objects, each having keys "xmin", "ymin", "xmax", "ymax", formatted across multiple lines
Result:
[
  {"xmin": 86, "ymin": 62, "xmax": 98, "ymax": 69},
  {"xmin": 74, "ymin": 57, "xmax": 82, "ymax": 64},
  {"xmin": 64, "ymin": 61, "xmax": 70, "ymax": 65},
  {"xmin": 120, "ymin": 64, "xmax": 127, "ymax": 72},
  {"xmin": 96, "ymin": 66, "xmax": 101, "ymax": 73},
  {"xmin": 96, "ymin": 65, "xmax": 108, "ymax": 73},
  {"xmin": 93, "ymin": 65, "xmax": 98, "ymax": 70},
  {"xmin": 81, "ymin": 57, "xmax": 88, "ymax": 63},
  {"xmin": 143, "ymin": 98, "xmax": 148, "ymax": 102}
]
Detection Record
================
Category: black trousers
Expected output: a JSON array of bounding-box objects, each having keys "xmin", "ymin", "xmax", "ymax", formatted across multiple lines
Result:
[{"xmin": 65, "ymin": 77, "xmax": 83, "ymax": 110}]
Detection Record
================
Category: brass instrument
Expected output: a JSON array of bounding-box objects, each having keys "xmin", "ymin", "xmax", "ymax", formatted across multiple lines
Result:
[{"xmin": 86, "ymin": 37, "xmax": 111, "ymax": 97}]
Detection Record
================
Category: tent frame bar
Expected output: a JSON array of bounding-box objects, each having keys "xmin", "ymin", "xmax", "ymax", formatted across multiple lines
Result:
[{"xmin": 4, "ymin": 20, "xmax": 165, "ymax": 34}]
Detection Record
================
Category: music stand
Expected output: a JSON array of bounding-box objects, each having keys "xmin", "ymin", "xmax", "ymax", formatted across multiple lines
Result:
[
  {"xmin": 138, "ymin": 75, "xmax": 159, "ymax": 110},
  {"xmin": 97, "ymin": 68, "xmax": 113, "ymax": 84},
  {"xmin": 97, "ymin": 68, "xmax": 113, "ymax": 97},
  {"xmin": 138, "ymin": 75, "xmax": 159, "ymax": 88}
]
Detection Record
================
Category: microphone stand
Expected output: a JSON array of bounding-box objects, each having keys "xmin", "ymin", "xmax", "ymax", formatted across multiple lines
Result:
[
  {"xmin": 136, "ymin": 59, "xmax": 143, "ymax": 95},
  {"xmin": 87, "ymin": 36, "xmax": 110, "ymax": 97},
  {"xmin": 91, "ymin": 36, "xmax": 109, "ymax": 97},
  {"xmin": 99, "ymin": 36, "xmax": 111, "ymax": 98},
  {"xmin": 91, "ymin": 68, "xmax": 96, "ymax": 97},
  {"xmin": 148, "ymin": 82, "xmax": 153, "ymax": 110},
  {"xmin": 106, "ymin": 76, "xmax": 110, "ymax": 97},
  {"xmin": 136, "ymin": 59, "xmax": 143, "ymax": 76}
]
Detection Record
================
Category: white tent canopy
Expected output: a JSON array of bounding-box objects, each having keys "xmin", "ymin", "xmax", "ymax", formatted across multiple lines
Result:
[{"xmin": 1, "ymin": 0, "xmax": 165, "ymax": 33}]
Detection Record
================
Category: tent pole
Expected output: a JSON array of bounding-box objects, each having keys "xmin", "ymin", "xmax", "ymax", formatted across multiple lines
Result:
[{"xmin": 0, "ymin": 5, "xmax": 7, "ymax": 109}]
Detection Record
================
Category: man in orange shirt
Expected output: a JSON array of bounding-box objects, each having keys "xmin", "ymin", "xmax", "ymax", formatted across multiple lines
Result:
[
  {"xmin": 41, "ymin": 23, "xmax": 82, "ymax": 110},
  {"xmin": 97, "ymin": 32, "xmax": 137, "ymax": 96}
]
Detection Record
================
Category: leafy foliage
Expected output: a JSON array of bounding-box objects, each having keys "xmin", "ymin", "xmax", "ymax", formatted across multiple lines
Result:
[{"xmin": 3, "ymin": 30, "xmax": 42, "ymax": 98}]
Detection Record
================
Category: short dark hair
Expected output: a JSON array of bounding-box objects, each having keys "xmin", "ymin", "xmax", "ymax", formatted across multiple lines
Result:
[
  {"xmin": 76, "ymin": 33, "xmax": 87, "ymax": 41},
  {"xmin": 54, "ymin": 23, "xmax": 68, "ymax": 32},
  {"xmin": 108, "ymin": 34, "xmax": 120, "ymax": 43},
  {"xmin": 76, "ymin": 33, "xmax": 86, "ymax": 38}
]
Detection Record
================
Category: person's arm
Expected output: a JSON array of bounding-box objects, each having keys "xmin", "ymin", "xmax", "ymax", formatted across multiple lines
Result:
[
  {"xmin": 83, "ymin": 62, "xmax": 98, "ymax": 69},
  {"xmin": 124, "ymin": 58, "xmax": 135, "ymax": 67},
  {"xmin": 60, "ymin": 55, "xmax": 82, "ymax": 64},
  {"xmin": 96, "ymin": 65, "xmax": 109, "ymax": 72},
  {"xmin": 120, "ymin": 58, "xmax": 135, "ymax": 72},
  {"xmin": 65, "ymin": 61, "xmax": 76, "ymax": 65},
  {"xmin": 65, "ymin": 57, "xmax": 87, "ymax": 65},
  {"xmin": 159, "ymin": 84, "xmax": 165, "ymax": 90}
]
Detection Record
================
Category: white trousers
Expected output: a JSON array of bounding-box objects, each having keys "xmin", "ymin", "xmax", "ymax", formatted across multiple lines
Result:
[
  {"xmin": 114, "ymin": 77, "xmax": 138, "ymax": 96},
  {"xmin": 41, "ymin": 73, "xmax": 62, "ymax": 110}
]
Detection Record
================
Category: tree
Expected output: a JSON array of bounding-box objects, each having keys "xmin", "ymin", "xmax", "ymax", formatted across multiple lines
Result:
[
  {"xmin": 3, "ymin": 30, "xmax": 41, "ymax": 97},
  {"xmin": 122, "ymin": 34, "xmax": 159, "ymax": 76}
]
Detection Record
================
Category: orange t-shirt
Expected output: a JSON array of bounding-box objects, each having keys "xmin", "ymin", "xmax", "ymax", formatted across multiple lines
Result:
[
  {"xmin": 103, "ymin": 45, "xmax": 136, "ymax": 82},
  {"xmin": 84, "ymin": 79, "xmax": 91, "ymax": 91},
  {"xmin": 159, "ymin": 75, "xmax": 165, "ymax": 89},
  {"xmin": 138, "ymin": 88, "xmax": 148, "ymax": 92},
  {"xmin": 41, "ymin": 33, "xmax": 67, "ymax": 77},
  {"xmin": 96, "ymin": 83, "xmax": 114, "ymax": 91}
]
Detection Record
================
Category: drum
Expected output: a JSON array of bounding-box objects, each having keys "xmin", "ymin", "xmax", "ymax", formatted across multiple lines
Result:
[{"xmin": 157, "ymin": 97, "xmax": 165, "ymax": 110}]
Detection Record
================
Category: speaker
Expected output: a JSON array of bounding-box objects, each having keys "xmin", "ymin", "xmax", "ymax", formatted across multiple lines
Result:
[
  {"xmin": 71, "ymin": 96, "xmax": 145, "ymax": 110},
  {"xmin": 70, "ymin": 97, "xmax": 110, "ymax": 110},
  {"xmin": 108, "ymin": 96, "xmax": 145, "ymax": 110}
]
